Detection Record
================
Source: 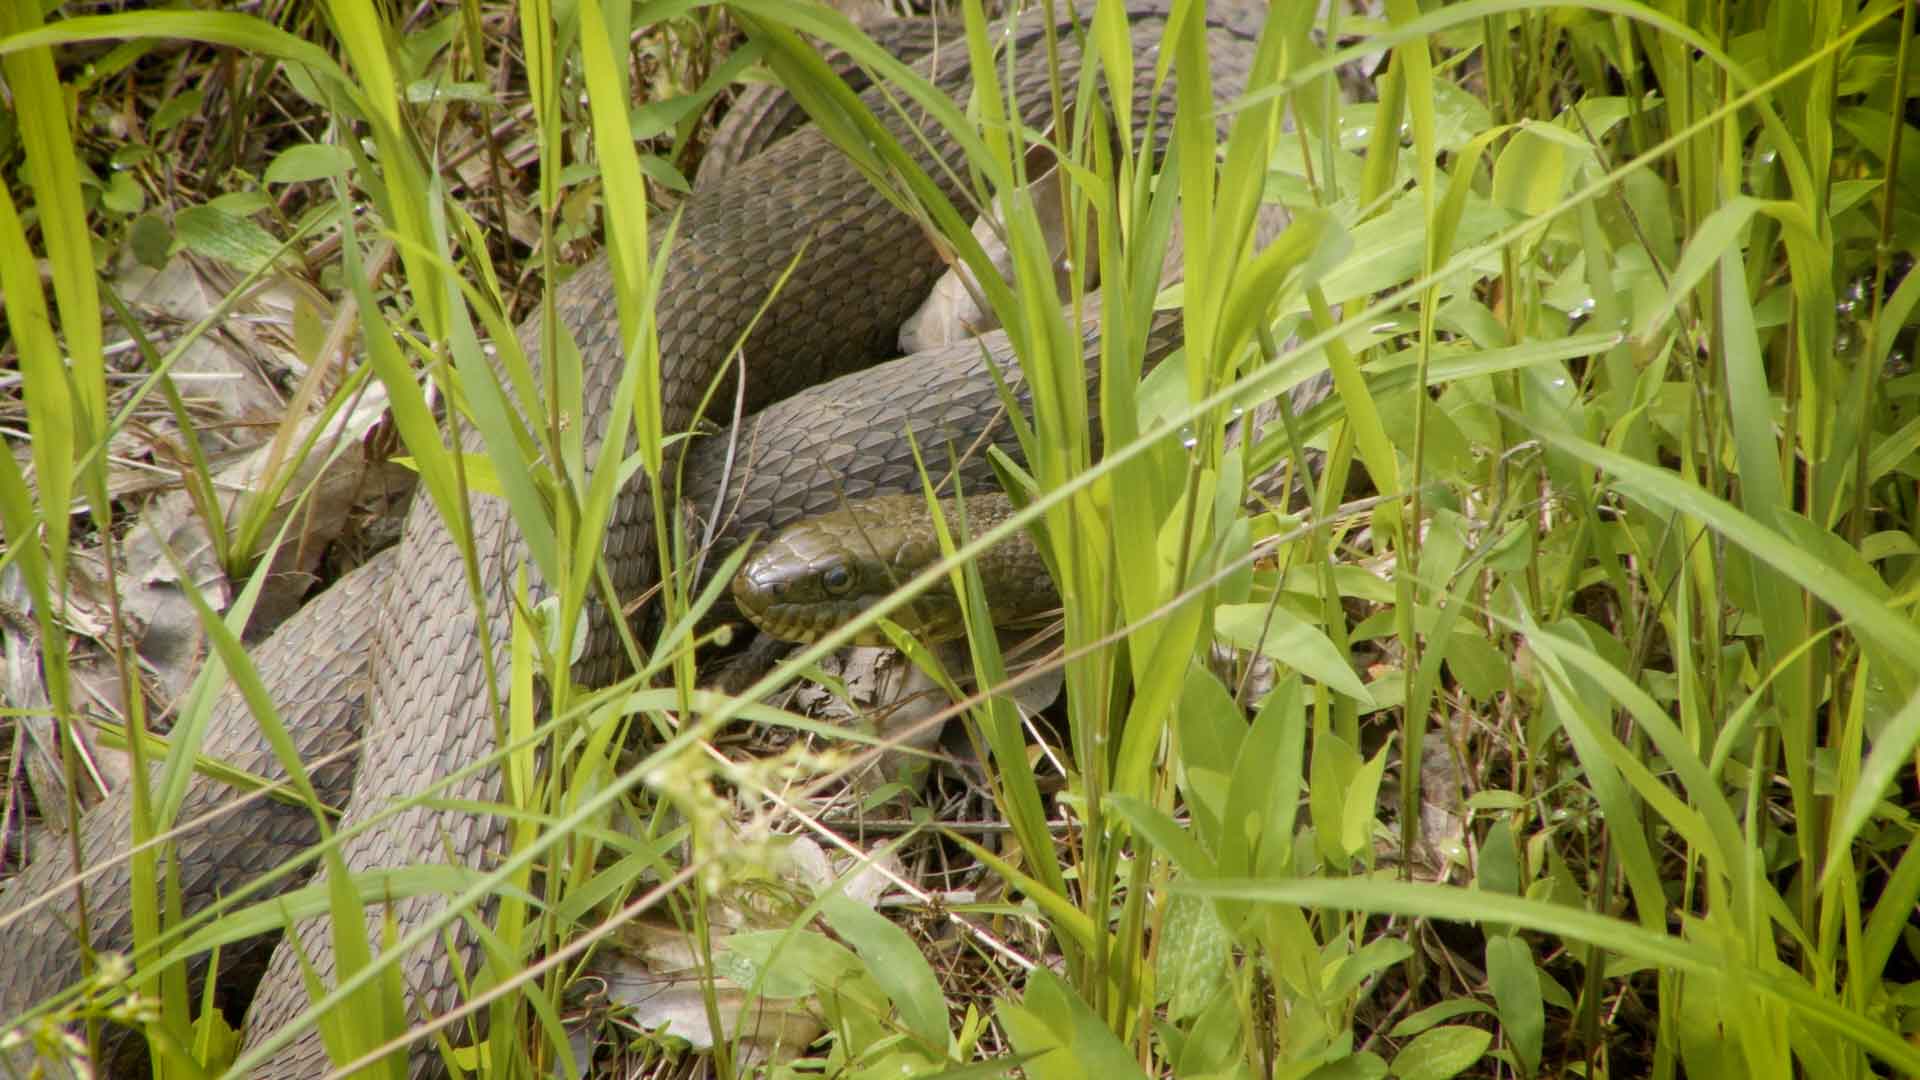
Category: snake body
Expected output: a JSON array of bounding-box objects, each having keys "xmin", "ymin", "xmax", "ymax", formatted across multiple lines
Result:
[{"xmin": 0, "ymin": 5, "xmax": 1266, "ymax": 1074}]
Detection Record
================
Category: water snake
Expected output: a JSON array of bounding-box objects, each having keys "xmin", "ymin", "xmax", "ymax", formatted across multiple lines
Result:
[{"xmin": 0, "ymin": 3, "xmax": 1269, "ymax": 1073}]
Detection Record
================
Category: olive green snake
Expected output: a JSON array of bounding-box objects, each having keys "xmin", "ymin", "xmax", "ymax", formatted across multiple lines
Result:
[
  {"xmin": 0, "ymin": 4, "xmax": 1270, "ymax": 1074},
  {"xmin": 729, "ymin": 492, "xmax": 1051, "ymax": 644}
]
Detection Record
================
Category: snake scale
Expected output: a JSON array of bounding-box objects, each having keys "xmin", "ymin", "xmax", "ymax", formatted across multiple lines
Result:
[{"xmin": 0, "ymin": 3, "xmax": 1266, "ymax": 1074}]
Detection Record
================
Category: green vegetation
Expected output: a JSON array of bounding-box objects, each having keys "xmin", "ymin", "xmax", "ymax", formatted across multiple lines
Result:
[{"xmin": 1, "ymin": 0, "xmax": 1917, "ymax": 1077}]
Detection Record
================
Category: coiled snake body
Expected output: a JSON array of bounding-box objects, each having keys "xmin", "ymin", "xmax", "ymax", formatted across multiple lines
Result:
[{"xmin": 0, "ymin": 4, "xmax": 1266, "ymax": 1074}]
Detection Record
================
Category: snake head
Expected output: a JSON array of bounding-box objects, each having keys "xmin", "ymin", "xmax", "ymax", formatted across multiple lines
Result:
[
  {"xmin": 730, "ymin": 492, "xmax": 1055, "ymax": 646},
  {"xmin": 729, "ymin": 495, "xmax": 972, "ymax": 645}
]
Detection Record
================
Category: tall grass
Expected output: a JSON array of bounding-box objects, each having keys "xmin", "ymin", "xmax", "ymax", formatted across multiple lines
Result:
[{"xmin": 1, "ymin": 0, "xmax": 1917, "ymax": 1077}]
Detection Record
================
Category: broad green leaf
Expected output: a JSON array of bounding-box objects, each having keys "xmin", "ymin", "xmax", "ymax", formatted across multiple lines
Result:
[
  {"xmin": 174, "ymin": 204, "xmax": 284, "ymax": 273},
  {"xmin": 820, "ymin": 892, "xmax": 948, "ymax": 1048},
  {"xmin": 1215, "ymin": 603, "xmax": 1373, "ymax": 704},
  {"xmin": 1490, "ymin": 125, "xmax": 1569, "ymax": 216},
  {"xmin": 997, "ymin": 970, "xmax": 1148, "ymax": 1080},
  {"xmin": 1326, "ymin": 936, "xmax": 1413, "ymax": 999},
  {"xmin": 1391, "ymin": 1025, "xmax": 1492, "ymax": 1080},
  {"xmin": 1342, "ymin": 742, "xmax": 1390, "ymax": 862},
  {"xmin": 265, "ymin": 143, "xmax": 353, "ymax": 184},
  {"xmin": 1485, "ymin": 935, "xmax": 1544, "ymax": 1076},
  {"xmin": 1156, "ymin": 894, "xmax": 1232, "ymax": 1022}
]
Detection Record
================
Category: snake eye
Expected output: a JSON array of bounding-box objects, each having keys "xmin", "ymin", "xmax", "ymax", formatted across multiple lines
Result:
[{"xmin": 821, "ymin": 562, "xmax": 853, "ymax": 596}]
